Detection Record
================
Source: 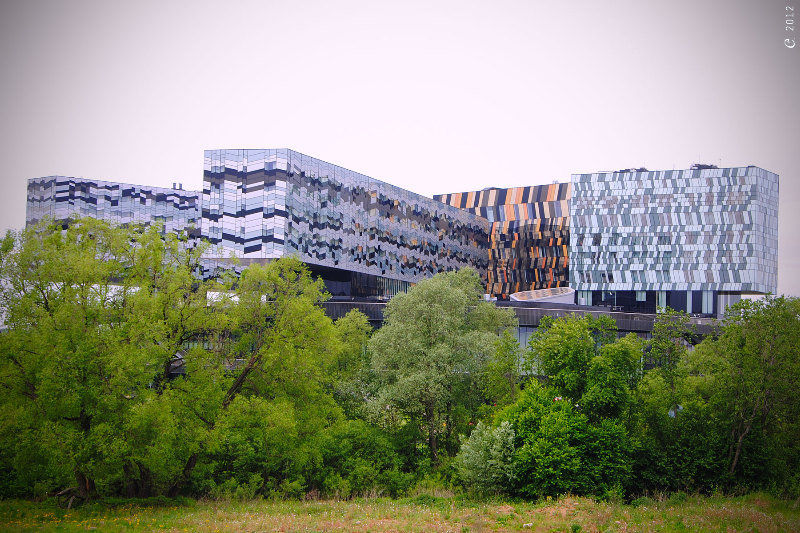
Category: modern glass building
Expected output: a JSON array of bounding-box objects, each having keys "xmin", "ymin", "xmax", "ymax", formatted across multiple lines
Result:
[
  {"xmin": 201, "ymin": 149, "xmax": 489, "ymax": 297},
  {"xmin": 26, "ymin": 176, "xmax": 201, "ymax": 237},
  {"xmin": 434, "ymin": 184, "xmax": 570, "ymax": 297},
  {"xmin": 569, "ymin": 166, "xmax": 779, "ymax": 315},
  {"xmin": 25, "ymin": 154, "xmax": 489, "ymax": 299},
  {"xmin": 25, "ymin": 158, "xmax": 779, "ymax": 313}
]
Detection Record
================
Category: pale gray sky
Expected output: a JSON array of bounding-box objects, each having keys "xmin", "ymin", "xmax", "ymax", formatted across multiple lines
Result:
[{"xmin": 1, "ymin": 0, "xmax": 797, "ymax": 295}]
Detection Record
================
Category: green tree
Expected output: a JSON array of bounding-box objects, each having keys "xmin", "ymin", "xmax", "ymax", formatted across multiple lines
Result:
[
  {"xmin": 630, "ymin": 354, "xmax": 729, "ymax": 494},
  {"xmin": 367, "ymin": 268, "xmax": 517, "ymax": 463},
  {"xmin": 491, "ymin": 315, "xmax": 640, "ymax": 498},
  {"xmin": 0, "ymin": 219, "xmax": 219, "ymax": 499},
  {"xmin": 0, "ymin": 219, "xmax": 374, "ymax": 500},
  {"xmin": 453, "ymin": 421, "xmax": 515, "ymax": 494},
  {"xmin": 582, "ymin": 333, "xmax": 642, "ymax": 420},
  {"xmin": 498, "ymin": 382, "xmax": 632, "ymax": 498},
  {"xmin": 648, "ymin": 307, "xmax": 694, "ymax": 399},
  {"xmin": 166, "ymin": 257, "xmax": 354, "ymax": 497},
  {"xmin": 482, "ymin": 329, "xmax": 521, "ymax": 409},
  {"xmin": 631, "ymin": 296, "xmax": 800, "ymax": 496},
  {"xmin": 330, "ymin": 310, "xmax": 374, "ymax": 419},
  {"xmin": 712, "ymin": 296, "xmax": 800, "ymax": 481},
  {"xmin": 526, "ymin": 314, "xmax": 623, "ymax": 402}
]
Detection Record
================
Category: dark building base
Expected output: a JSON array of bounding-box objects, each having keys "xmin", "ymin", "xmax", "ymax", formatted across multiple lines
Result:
[
  {"xmin": 307, "ymin": 264, "xmax": 410, "ymax": 299},
  {"xmin": 575, "ymin": 289, "xmax": 745, "ymax": 317}
]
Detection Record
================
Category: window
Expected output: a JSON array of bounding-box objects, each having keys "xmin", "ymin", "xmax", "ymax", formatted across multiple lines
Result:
[
  {"xmin": 578, "ymin": 291, "xmax": 592, "ymax": 306},
  {"xmin": 702, "ymin": 291, "xmax": 714, "ymax": 314},
  {"xmin": 657, "ymin": 291, "xmax": 667, "ymax": 311}
]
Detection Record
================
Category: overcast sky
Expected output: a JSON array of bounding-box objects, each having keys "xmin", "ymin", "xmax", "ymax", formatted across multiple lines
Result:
[{"xmin": 0, "ymin": 0, "xmax": 797, "ymax": 295}]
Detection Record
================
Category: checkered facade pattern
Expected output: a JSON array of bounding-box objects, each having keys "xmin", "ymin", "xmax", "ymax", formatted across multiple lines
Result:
[
  {"xmin": 569, "ymin": 166, "xmax": 779, "ymax": 295},
  {"xmin": 25, "ymin": 157, "xmax": 779, "ymax": 307},
  {"xmin": 434, "ymin": 183, "xmax": 570, "ymax": 297},
  {"xmin": 26, "ymin": 176, "xmax": 201, "ymax": 237},
  {"xmin": 201, "ymin": 149, "xmax": 489, "ymax": 295}
]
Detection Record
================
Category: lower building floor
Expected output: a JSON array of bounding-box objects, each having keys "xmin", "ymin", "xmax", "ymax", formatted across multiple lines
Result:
[
  {"xmin": 309, "ymin": 264, "xmax": 411, "ymax": 299},
  {"xmin": 574, "ymin": 289, "xmax": 743, "ymax": 317}
]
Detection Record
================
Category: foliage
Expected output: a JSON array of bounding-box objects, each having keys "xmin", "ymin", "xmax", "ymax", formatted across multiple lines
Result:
[
  {"xmin": 712, "ymin": 296, "xmax": 800, "ymax": 484},
  {"xmin": 629, "ymin": 366, "xmax": 729, "ymax": 494},
  {"xmin": 330, "ymin": 311, "xmax": 374, "ymax": 419},
  {"xmin": 2, "ymin": 219, "xmax": 798, "ymax": 502},
  {"xmin": 498, "ymin": 383, "xmax": 632, "ymax": 498},
  {"xmin": 647, "ymin": 307, "xmax": 693, "ymax": 395},
  {"xmin": 527, "ymin": 314, "xmax": 624, "ymax": 399},
  {"xmin": 481, "ymin": 330, "xmax": 521, "ymax": 409},
  {"xmin": 469, "ymin": 315, "xmax": 642, "ymax": 498},
  {"xmin": 0, "ymin": 220, "xmax": 374, "ymax": 500},
  {"xmin": 307, "ymin": 420, "xmax": 411, "ymax": 498},
  {"xmin": 367, "ymin": 268, "xmax": 517, "ymax": 463},
  {"xmin": 172, "ymin": 256, "xmax": 348, "ymax": 497},
  {"xmin": 0, "ymin": 219, "xmax": 221, "ymax": 498},
  {"xmin": 453, "ymin": 421, "xmax": 515, "ymax": 494},
  {"xmin": 632, "ymin": 297, "xmax": 800, "ymax": 497},
  {"xmin": 582, "ymin": 333, "xmax": 642, "ymax": 420}
]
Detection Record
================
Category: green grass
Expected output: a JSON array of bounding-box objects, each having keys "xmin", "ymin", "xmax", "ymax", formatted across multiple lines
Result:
[{"xmin": 0, "ymin": 493, "xmax": 798, "ymax": 532}]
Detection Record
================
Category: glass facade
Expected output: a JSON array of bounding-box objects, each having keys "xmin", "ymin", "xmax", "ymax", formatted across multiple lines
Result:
[
  {"xmin": 570, "ymin": 166, "xmax": 779, "ymax": 314},
  {"xmin": 201, "ymin": 149, "xmax": 489, "ymax": 297},
  {"xmin": 26, "ymin": 176, "xmax": 201, "ymax": 237},
  {"xmin": 434, "ymin": 184, "xmax": 570, "ymax": 297},
  {"xmin": 25, "ymin": 159, "xmax": 779, "ymax": 310}
]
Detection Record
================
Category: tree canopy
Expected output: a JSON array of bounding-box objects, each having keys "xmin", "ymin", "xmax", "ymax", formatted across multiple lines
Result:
[
  {"xmin": 2, "ymin": 219, "xmax": 798, "ymax": 502},
  {"xmin": 367, "ymin": 268, "xmax": 517, "ymax": 462}
]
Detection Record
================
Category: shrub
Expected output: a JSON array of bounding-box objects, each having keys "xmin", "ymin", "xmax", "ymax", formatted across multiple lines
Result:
[
  {"xmin": 668, "ymin": 490, "xmax": 688, "ymax": 504},
  {"xmin": 630, "ymin": 496, "xmax": 656, "ymax": 507},
  {"xmin": 499, "ymin": 383, "xmax": 632, "ymax": 498},
  {"xmin": 208, "ymin": 474, "xmax": 263, "ymax": 501},
  {"xmin": 309, "ymin": 420, "xmax": 410, "ymax": 498},
  {"xmin": 453, "ymin": 421, "xmax": 515, "ymax": 494}
]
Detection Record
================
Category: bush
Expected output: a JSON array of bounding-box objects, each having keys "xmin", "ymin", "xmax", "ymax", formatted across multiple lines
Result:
[
  {"xmin": 630, "ymin": 370, "xmax": 729, "ymax": 495},
  {"xmin": 453, "ymin": 421, "xmax": 515, "ymax": 494},
  {"xmin": 499, "ymin": 383, "xmax": 632, "ymax": 498},
  {"xmin": 668, "ymin": 490, "xmax": 688, "ymax": 504},
  {"xmin": 309, "ymin": 420, "xmax": 411, "ymax": 498},
  {"xmin": 208, "ymin": 474, "xmax": 263, "ymax": 501},
  {"xmin": 202, "ymin": 396, "xmax": 299, "ymax": 497},
  {"xmin": 630, "ymin": 496, "xmax": 655, "ymax": 507}
]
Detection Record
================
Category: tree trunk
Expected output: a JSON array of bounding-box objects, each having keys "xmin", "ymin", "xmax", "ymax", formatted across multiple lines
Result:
[
  {"xmin": 123, "ymin": 462, "xmax": 136, "ymax": 498},
  {"xmin": 167, "ymin": 452, "xmax": 197, "ymax": 497},
  {"xmin": 169, "ymin": 349, "xmax": 262, "ymax": 495},
  {"xmin": 729, "ymin": 401, "xmax": 760, "ymax": 476},
  {"xmin": 75, "ymin": 470, "xmax": 95, "ymax": 500},
  {"xmin": 729, "ymin": 418, "xmax": 754, "ymax": 475},
  {"xmin": 123, "ymin": 460, "xmax": 154, "ymax": 498},
  {"xmin": 222, "ymin": 352, "xmax": 261, "ymax": 409},
  {"xmin": 426, "ymin": 403, "xmax": 438, "ymax": 463},
  {"xmin": 74, "ymin": 408, "xmax": 95, "ymax": 500}
]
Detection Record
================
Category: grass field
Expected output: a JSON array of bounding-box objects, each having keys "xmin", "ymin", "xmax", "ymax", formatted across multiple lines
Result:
[{"xmin": 1, "ymin": 492, "xmax": 798, "ymax": 532}]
